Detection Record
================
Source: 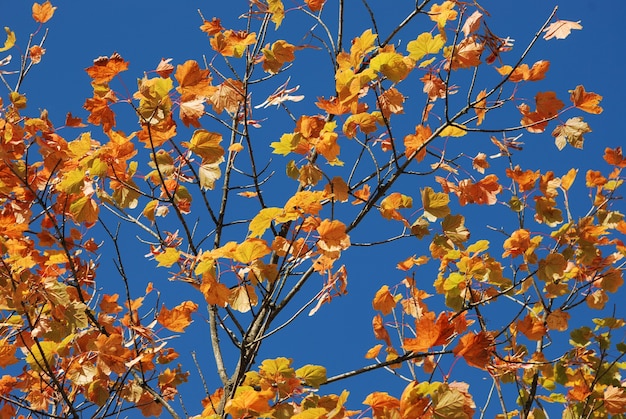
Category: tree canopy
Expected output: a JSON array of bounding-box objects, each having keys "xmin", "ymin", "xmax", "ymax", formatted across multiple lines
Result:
[{"xmin": 0, "ymin": 1, "xmax": 624, "ymax": 418}]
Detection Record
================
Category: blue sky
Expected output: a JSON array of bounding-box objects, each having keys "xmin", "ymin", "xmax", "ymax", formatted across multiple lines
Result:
[{"xmin": 2, "ymin": 1, "xmax": 625, "ymax": 417}]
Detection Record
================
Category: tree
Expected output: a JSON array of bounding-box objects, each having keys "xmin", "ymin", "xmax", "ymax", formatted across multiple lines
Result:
[{"xmin": 0, "ymin": 0, "xmax": 624, "ymax": 418}]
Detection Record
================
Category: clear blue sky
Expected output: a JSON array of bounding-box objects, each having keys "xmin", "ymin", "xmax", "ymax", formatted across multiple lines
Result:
[{"xmin": 2, "ymin": 1, "xmax": 624, "ymax": 417}]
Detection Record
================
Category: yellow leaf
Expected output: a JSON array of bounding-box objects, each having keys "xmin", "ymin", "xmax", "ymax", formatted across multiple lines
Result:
[
  {"xmin": 440, "ymin": 124, "xmax": 467, "ymax": 137},
  {"xmin": 267, "ymin": 0, "xmax": 285, "ymax": 29},
  {"xmin": 25, "ymin": 341, "xmax": 57, "ymax": 372},
  {"xmin": 271, "ymin": 132, "xmax": 301, "ymax": 156},
  {"xmin": 234, "ymin": 238, "xmax": 271, "ymax": 264},
  {"xmin": 406, "ymin": 32, "xmax": 445, "ymax": 61},
  {"xmin": 155, "ymin": 247, "xmax": 181, "ymax": 267},
  {"xmin": 249, "ymin": 207, "xmax": 282, "ymax": 237},
  {"xmin": 185, "ymin": 129, "xmax": 224, "ymax": 163},
  {"xmin": 296, "ymin": 365, "xmax": 327, "ymax": 388},
  {"xmin": 229, "ymin": 285, "xmax": 258, "ymax": 313},
  {"xmin": 69, "ymin": 196, "xmax": 99, "ymax": 224},
  {"xmin": 560, "ymin": 168, "xmax": 577, "ymax": 191},
  {"xmin": 421, "ymin": 186, "xmax": 450, "ymax": 221},
  {"xmin": 349, "ymin": 29, "xmax": 378, "ymax": 68},
  {"xmin": 0, "ymin": 27, "xmax": 15, "ymax": 52},
  {"xmin": 369, "ymin": 51, "xmax": 412, "ymax": 83}
]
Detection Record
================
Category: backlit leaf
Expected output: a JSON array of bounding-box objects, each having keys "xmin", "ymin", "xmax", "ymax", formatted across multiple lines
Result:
[
  {"xmin": 155, "ymin": 247, "xmax": 180, "ymax": 267},
  {"xmin": 543, "ymin": 20, "xmax": 582, "ymax": 40},
  {"xmin": 296, "ymin": 365, "xmax": 327, "ymax": 388},
  {"xmin": 407, "ymin": 32, "xmax": 445, "ymax": 62},
  {"xmin": 157, "ymin": 301, "xmax": 198, "ymax": 332},
  {"xmin": 569, "ymin": 85, "xmax": 603, "ymax": 114},
  {"xmin": 32, "ymin": 1, "xmax": 56, "ymax": 23},
  {"xmin": 0, "ymin": 27, "xmax": 15, "ymax": 52}
]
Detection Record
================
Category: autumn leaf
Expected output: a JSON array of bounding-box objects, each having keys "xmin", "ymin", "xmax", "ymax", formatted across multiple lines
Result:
[
  {"xmin": 496, "ymin": 60, "xmax": 549, "ymax": 82},
  {"xmin": 380, "ymin": 192, "xmax": 413, "ymax": 221},
  {"xmin": 224, "ymin": 386, "xmax": 273, "ymax": 418},
  {"xmin": 305, "ymin": 0, "xmax": 325, "ymax": 12},
  {"xmin": 85, "ymin": 53, "xmax": 129, "ymax": 83},
  {"xmin": 0, "ymin": 339, "xmax": 18, "ymax": 368},
  {"xmin": 516, "ymin": 314, "xmax": 547, "ymax": 341},
  {"xmin": 445, "ymin": 37, "xmax": 483, "ymax": 70},
  {"xmin": 506, "ymin": 165, "xmax": 539, "ymax": 192},
  {"xmin": 546, "ymin": 309, "xmax": 570, "ymax": 332},
  {"xmin": 363, "ymin": 392, "xmax": 400, "ymax": 417},
  {"xmin": 316, "ymin": 219, "xmax": 350, "ymax": 255},
  {"xmin": 552, "ymin": 116, "xmax": 591, "ymax": 150},
  {"xmin": 372, "ymin": 285, "xmax": 396, "ymax": 315},
  {"xmin": 604, "ymin": 386, "xmax": 626, "ymax": 414},
  {"xmin": 370, "ymin": 50, "xmax": 412, "ymax": 83},
  {"xmin": 175, "ymin": 59, "xmax": 217, "ymax": 98},
  {"xmin": 543, "ymin": 19, "xmax": 582, "ymax": 40},
  {"xmin": 406, "ymin": 32, "xmax": 445, "ymax": 62},
  {"xmin": 462, "ymin": 11, "xmax": 482, "ymax": 37},
  {"xmin": 184, "ymin": 129, "xmax": 224, "ymax": 163},
  {"xmin": 569, "ymin": 85, "xmax": 603, "ymax": 114},
  {"xmin": 296, "ymin": 365, "xmax": 327, "ymax": 388},
  {"xmin": 404, "ymin": 124, "xmax": 431, "ymax": 161},
  {"xmin": 0, "ymin": 27, "xmax": 15, "ymax": 53},
  {"xmin": 429, "ymin": 1, "xmax": 458, "ymax": 33},
  {"xmin": 155, "ymin": 57, "xmax": 174, "ymax": 78},
  {"xmin": 155, "ymin": 247, "xmax": 181, "ymax": 267},
  {"xmin": 229, "ymin": 285, "xmax": 259, "ymax": 313},
  {"xmin": 421, "ymin": 186, "xmax": 450, "ymax": 222},
  {"xmin": 472, "ymin": 153, "xmax": 489, "ymax": 173},
  {"xmin": 604, "ymin": 147, "xmax": 626, "ymax": 167},
  {"xmin": 157, "ymin": 301, "xmax": 198, "ymax": 332},
  {"xmin": 32, "ymin": 1, "xmax": 56, "ymax": 23},
  {"xmin": 453, "ymin": 331, "xmax": 494, "ymax": 369},
  {"xmin": 372, "ymin": 314, "xmax": 391, "ymax": 346},
  {"xmin": 233, "ymin": 238, "xmax": 271, "ymax": 264},
  {"xmin": 267, "ymin": 0, "xmax": 285, "ymax": 28},
  {"xmin": 262, "ymin": 40, "xmax": 296, "ymax": 74}
]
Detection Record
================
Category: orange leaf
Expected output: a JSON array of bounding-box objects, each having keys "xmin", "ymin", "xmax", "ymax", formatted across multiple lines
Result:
[
  {"xmin": 365, "ymin": 344, "xmax": 383, "ymax": 359},
  {"xmin": 516, "ymin": 314, "xmax": 546, "ymax": 341},
  {"xmin": 316, "ymin": 219, "xmax": 350, "ymax": 256},
  {"xmin": 200, "ymin": 274, "xmax": 231, "ymax": 307},
  {"xmin": 175, "ymin": 59, "xmax": 217, "ymax": 98},
  {"xmin": 546, "ymin": 309, "xmax": 570, "ymax": 332},
  {"xmin": 305, "ymin": 0, "xmax": 325, "ymax": 12},
  {"xmin": 157, "ymin": 301, "xmax": 198, "ymax": 332},
  {"xmin": 380, "ymin": 192, "xmax": 413, "ymax": 221},
  {"xmin": 372, "ymin": 314, "xmax": 391, "ymax": 346},
  {"xmin": 505, "ymin": 165, "xmax": 539, "ymax": 192},
  {"xmin": 603, "ymin": 147, "xmax": 626, "ymax": 167},
  {"xmin": 200, "ymin": 17, "xmax": 223, "ymax": 35},
  {"xmin": 569, "ymin": 85, "xmax": 603, "ymax": 114},
  {"xmin": 372, "ymin": 285, "xmax": 396, "ymax": 315},
  {"xmin": 474, "ymin": 89, "xmax": 486, "ymax": 125},
  {"xmin": 84, "ymin": 96, "xmax": 116, "ymax": 131},
  {"xmin": 604, "ymin": 386, "xmax": 626, "ymax": 415},
  {"xmin": 85, "ymin": 52, "xmax": 129, "ymax": 83},
  {"xmin": 543, "ymin": 19, "xmax": 582, "ymax": 40},
  {"xmin": 363, "ymin": 392, "xmax": 400, "ymax": 417},
  {"xmin": 404, "ymin": 124, "xmax": 431, "ymax": 161},
  {"xmin": 472, "ymin": 153, "xmax": 489, "ymax": 174},
  {"xmin": 32, "ymin": 1, "xmax": 56, "ymax": 23},
  {"xmin": 453, "ymin": 331, "xmax": 494, "ymax": 369},
  {"xmin": 155, "ymin": 57, "xmax": 174, "ymax": 78}
]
